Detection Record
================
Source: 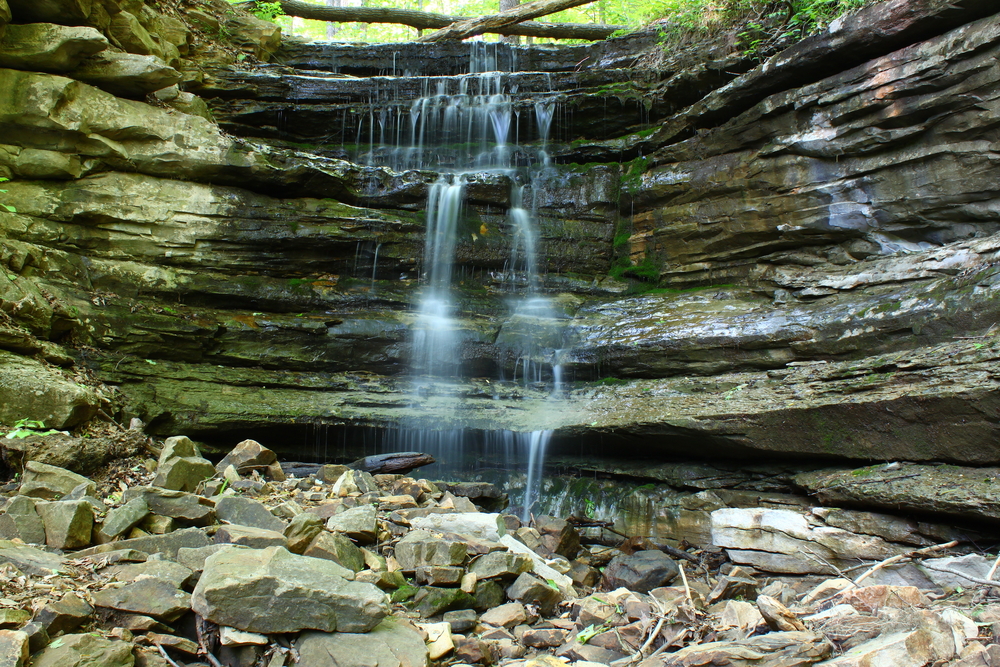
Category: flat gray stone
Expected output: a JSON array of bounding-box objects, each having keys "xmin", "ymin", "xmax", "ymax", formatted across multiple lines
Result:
[
  {"xmin": 192, "ymin": 546, "xmax": 389, "ymax": 633},
  {"xmin": 103, "ymin": 559, "xmax": 193, "ymax": 589},
  {"xmin": 123, "ymin": 487, "xmax": 216, "ymax": 525},
  {"xmin": 296, "ymin": 619, "xmax": 427, "ymax": 667},
  {"xmin": 19, "ymin": 461, "xmax": 95, "ymax": 500},
  {"xmin": 0, "ymin": 540, "xmax": 65, "ymax": 575},
  {"xmin": 395, "ymin": 530, "xmax": 466, "ymax": 572},
  {"xmin": 100, "ymin": 497, "xmax": 149, "ymax": 538},
  {"xmin": 92, "ymin": 577, "xmax": 191, "ymax": 621},
  {"xmin": 214, "ymin": 524, "xmax": 287, "ymax": 550},
  {"xmin": 29, "ymin": 633, "xmax": 133, "ymax": 667},
  {"xmin": 76, "ymin": 526, "xmax": 210, "ymax": 559},
  {"xmin": 468, "ymin": 551, "xmax": 532, "ymax": 580},
  {"xmin": 326, "ymin": 504, "xmax": 377, "ymax": 543},
  {"xmin": 215, "ymin": 496, "xmax": 286, "ymax": 533}
]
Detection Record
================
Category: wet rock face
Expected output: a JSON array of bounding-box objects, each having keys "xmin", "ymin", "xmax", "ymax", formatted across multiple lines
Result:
[{"xmin": 1, "ymin": 0, "xmax": 999, "ymax": 468}]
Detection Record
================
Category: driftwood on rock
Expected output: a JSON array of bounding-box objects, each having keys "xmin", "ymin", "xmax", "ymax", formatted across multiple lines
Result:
[
  {"xmin": 347, "ymin": 451, "xmax": 435, "ymax": 475},
  {"xmin": 417, "ymin": 0, "xmax": 601, "ymax": 42},
  {"xmin": 275, "ymin": 0, "xmax": 622, "ymax": 40},
  {"xmin": 280, "ymin": 452, "xmax": 435, "ymax": 478}
]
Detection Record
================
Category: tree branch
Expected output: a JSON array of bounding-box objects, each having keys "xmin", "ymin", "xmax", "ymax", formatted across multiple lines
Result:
[
  {"xmin": 274, "ymin": 0, "xmax": 622, "ymax": 41},
  {"xmin": 417, "ymin": 0, "xmax": 601, "ymax": 42}
]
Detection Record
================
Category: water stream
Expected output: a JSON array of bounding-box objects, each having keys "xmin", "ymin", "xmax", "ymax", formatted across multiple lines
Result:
[{"xmin": 349, "ymin": 43, "xmax": 566, "ymax": 517}]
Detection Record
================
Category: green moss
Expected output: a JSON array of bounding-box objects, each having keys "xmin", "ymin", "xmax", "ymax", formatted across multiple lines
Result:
[{"xmin": 595, "ymin": 377, "xmax": 629, "ymax": 386}]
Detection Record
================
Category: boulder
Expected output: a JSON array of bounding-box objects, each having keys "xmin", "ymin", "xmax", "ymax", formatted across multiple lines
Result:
[
  {"xmin": 0, "ymin": 351, "xmax": 101, "ymax": 430},
  {"xmin": 0, "ymin": 539, "xmax": 65, "ymax": 575},
  {"xmin": 919, "ymin": 554, "xmax": 994, "ymax": 590},
  {"xmin": 303, "ymin": 531, "xmax": 365, "ymax": 573},
  {"xmin": 103, "ymin": 559, "xmax": 193, "ymax": 589},
  {"xmin": 32, "ymin": 595, "xmax": 93, "ymax": 634},
  {"xmin": 28, "ymin": 633, "xmax": 133, "ymax": 667},
  {"xmin": 410, "ymin": 512, "xmax": 502, "ymax": 541},
  {"xmin": 19, "ymin": 461, "xmax": 95, "ymax": 500},
  {"xmin": 480, "ymin": 602, "xmax": 527, "ymax": 628},
  {"xmin": 711, "ymin": 508, "xmax": 905, "ymax": 574},
  {"xmin": 35, "ymin": 499, "xmax": 93, "ymax": 549},
  {"xmin": 214, "ymin": 524, "xmax": 287, "ymax": 550},
  {"xmin": 413, "ymin": 586, "xmax": 475, "ymax": 618},
  {"xmin": 215, "ymin": 439, "xmax": 277, "ymax": 473},
  {"xmin": 415, "ymin": 565, "xmax": 464, "ymax": 587},
  {"xmin": 816, "ymin": 624, "xmax": 954, "ymax": 667},
  {"xmin": 602, "ymin": 550, "xmax": 679, "ymax": 593},
  {"xmin": 394, "ymin": 530, "xmax": 467, "ymax": 572},
  {"xmin": 326, "ymin": 504, "xmax": 377, "ymax": 543},
  {"xmin": 192, "ymin": 546, "xmax": 388, "ymax": 633},
  {"xmin": 215, "ymin": 496, "xmax": 286, "ymax": 533},
  {"xmin": 295, "ymin": 619, "xmax": 427, "ymax": 667},
  {"xmin": 153, "ymin": 456, "xmax": 215, "ymax": 493},
  {"xmin": 0, "ymin": 23, "xmax": 108, "ymax": 72},
  {"xmin": 284, "ymin": 512, "xmax": 323, "ymax": 553},
  {"xmin": 535, "ymin": 515, "xmax": 581, "ymax": 559},
  {"xmin": 124, "ymin": 487, "xmax": 216, "ymax": 525},
  {"xmin": 468, "ymin": 551, "xmax": 533, "ymax": 580},
  {"xmin": 92, "ymin": 577, "xmax": 191, "ymax": 621},
  {"xmin": 0, "ymin": 495, "xmax": 45, "ymax": 544},
  {"xmin": 100, "ymin": 497, "xmax": 150, "ymax": 538},
  {"xmin": 333, "ymin": 469, "xmax": 379, "ymax": 496},
  {"xmin": 506, "ymin": 572, "xmax": 562, "ymax": 615},
  {"xmin": 498, "ymin": 534, "xmax": 575, "ymax": 597},
  {"xmin": 222, "ymin": 12, "xmax": 281, "ymax": 61},
  {"xmin": 76, "ymin": 526, "xmax": 210, "ymax": 559},
  {"xmin": 157, "ymin": 436, "xmax": 201, "ymax": 466},
  {"xmin": 69, "ymin": 50, "xmax": 181, "ymax": 97}
]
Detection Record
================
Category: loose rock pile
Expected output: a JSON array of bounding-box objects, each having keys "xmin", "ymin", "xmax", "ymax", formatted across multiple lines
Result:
[{"xmin": 0, "ymin": 436, "xmax": 997, "ymax": 667}]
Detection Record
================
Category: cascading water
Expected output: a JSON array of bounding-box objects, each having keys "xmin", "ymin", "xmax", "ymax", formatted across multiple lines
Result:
[{"xmin": 349, "ymin": 43, "xmax": 565, "ymax": 518}]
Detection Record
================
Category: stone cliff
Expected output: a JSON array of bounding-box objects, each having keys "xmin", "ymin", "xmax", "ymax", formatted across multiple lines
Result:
[{"xmin": 0, "ymin": 0, "xmax": 998, "ymax": 468}]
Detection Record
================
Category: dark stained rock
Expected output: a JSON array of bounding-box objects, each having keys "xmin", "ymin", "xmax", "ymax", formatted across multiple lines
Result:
[{"xmin": 602, "ymin": 550, "xmax": 679, "ymax": 593}]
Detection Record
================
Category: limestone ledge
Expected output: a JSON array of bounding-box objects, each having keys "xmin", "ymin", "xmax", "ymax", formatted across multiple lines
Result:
[{"xmin": 95, "ymin": 336, "xmax": 1000, "ymax": 464}]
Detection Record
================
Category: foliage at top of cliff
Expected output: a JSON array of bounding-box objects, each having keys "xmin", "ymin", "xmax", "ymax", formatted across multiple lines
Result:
[{"xmin": 265, "ymin": 0, "xmax": 877, "ymax": 48}]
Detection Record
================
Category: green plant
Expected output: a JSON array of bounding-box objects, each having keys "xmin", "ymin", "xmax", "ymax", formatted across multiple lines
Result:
[
  {"xmin": 0, "ymin": 178, "xmax": 15, "ymax": 213},
  {"xmin": 4, "ymin": 418, "xmax": 68, "ymax": 439},
  {"xmin": 584, "ymin": 498, "xmax": 596, "ymax": 519},
  {"xmin": 249, "ymin": 0, "xmax": 284, "ymax": 21}
]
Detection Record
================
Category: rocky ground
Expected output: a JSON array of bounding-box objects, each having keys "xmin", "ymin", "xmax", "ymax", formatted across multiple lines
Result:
[{"xmin": 1, "ymin": 432, "xmax": 999, "ymax": 667}]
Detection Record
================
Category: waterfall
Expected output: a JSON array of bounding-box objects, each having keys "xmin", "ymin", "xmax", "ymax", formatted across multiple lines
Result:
[{"xmin": 349, "ymin": 43, "xmax": 564, "ymax": 517}]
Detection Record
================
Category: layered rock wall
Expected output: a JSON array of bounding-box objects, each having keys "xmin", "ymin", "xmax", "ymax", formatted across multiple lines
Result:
[{"xmin": 1, "ymin": 0, "xmax": 999, "ymax": 465}]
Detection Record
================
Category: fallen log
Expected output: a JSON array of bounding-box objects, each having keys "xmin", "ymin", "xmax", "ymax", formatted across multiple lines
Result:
[
  {"xmin": 417, "ymin": 0, "xmax": 600, "ymax": 42},
  {"xmin": 271, "ymin": 0, "xmax": 622, "ymax": 41},
  {"xmin": 280, "ymin": 452, "xmax": 435, "ymax": 478},
  {"xmin": 347, "ymin": 451, "xmax": 436, "ymax": 474}
]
